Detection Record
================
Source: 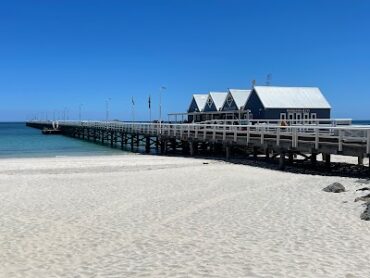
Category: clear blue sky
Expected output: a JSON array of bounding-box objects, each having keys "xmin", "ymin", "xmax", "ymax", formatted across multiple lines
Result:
[{"xmin": 1, "ymin": 0, "xmax": 369, "ymax": 121}]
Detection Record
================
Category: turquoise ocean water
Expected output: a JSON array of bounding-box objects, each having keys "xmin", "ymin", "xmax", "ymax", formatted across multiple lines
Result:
[{"xmin": 0, "ymin": 122, "xmax": 125, "ymax": 158}]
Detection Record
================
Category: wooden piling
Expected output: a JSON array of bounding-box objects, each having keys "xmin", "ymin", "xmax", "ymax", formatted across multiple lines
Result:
[
  {"xmin": 288, "ymin": 152, "xmax": 294, "ymax": 165},
  {"xmin": 279, "ymin": 152, "xmax": 286, "ymax": 170},
  {"xmin": 110, "ymin": 131, "xmax": 114, "ymax": 147},
  {"xmin": 358, "ymin": 155, "xmax": 364, "ymax": 166},
  {"xmin": 265, "ymin": 148, "xmax": 270, "ymax": 161},
  {"xmin": 225, "ymin": 145, "xmax": 230, "ymax": 160},
  {"xmin": 145, "ymin": 137, "xmax": 150, "ymax": 153},
  {"xmin": 121, "ymin": 132, "xmax": 124, "ymax": 150},
  {"xmin": 253, "ymin": 146, "xmax": 258, "ymax": 159},
  {"xmin": 311, "ymin": 153, "xmax": 317, "ymax": 167},
  {"xmin": 323, "ymin": 153, "xmax": 331, "ymax": 169}
]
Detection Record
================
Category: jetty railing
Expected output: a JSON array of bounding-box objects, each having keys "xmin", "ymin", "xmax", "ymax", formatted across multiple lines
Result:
[{"xmin": 29, "ymin": 120, "xmax": 370, "ymax": 156}]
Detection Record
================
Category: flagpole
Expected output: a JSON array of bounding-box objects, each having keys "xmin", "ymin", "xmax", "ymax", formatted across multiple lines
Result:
[{"xmin": 149, "ymin": 94, "xmax": 152, "ymax": 122}]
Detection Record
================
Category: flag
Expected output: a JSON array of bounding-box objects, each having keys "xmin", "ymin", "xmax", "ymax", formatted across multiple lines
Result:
[
  {"xmin": 148, "ymin": 95, "xmax": 151, "ymax": 109},
  {"xmin": 131, "ymin": 96, "xmax": 135, "ymax": 106}
]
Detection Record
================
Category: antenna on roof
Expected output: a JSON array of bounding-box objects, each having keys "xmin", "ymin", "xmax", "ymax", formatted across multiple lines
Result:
[
  {"xmin": 266, "ymin": 73, "xmax": 272, "ymax": 86},
  {"xmin": 251, "ymin": 79, "xmax": 256, "ymax": 89}
]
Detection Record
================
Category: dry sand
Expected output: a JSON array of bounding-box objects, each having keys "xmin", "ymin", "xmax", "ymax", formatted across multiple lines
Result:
[{"xmin": 0, "ymin": 154, "xmax": 370, "ymax": 277}]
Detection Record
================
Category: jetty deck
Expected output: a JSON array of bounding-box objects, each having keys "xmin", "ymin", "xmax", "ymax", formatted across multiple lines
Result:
[{"xmin": 27, "ymin": 120, "xmax": 370, "ymax": 173}]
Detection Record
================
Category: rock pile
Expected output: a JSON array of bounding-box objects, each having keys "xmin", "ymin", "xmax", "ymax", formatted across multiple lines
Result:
[{"xmin": 322, "ymin": 182, "xmax": 346, "ymax": 193}]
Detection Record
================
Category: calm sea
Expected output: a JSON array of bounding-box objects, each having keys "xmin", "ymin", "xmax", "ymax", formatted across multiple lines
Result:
[{"xmin": 0, "ymin": 122, "xmax": 126, "ymax": 158}]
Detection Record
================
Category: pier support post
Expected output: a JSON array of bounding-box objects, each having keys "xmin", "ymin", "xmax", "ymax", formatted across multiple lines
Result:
[
  {"xmin": 279, "ymin": 152, "xmax": 286, "ymax": 170},
  {"xmin": 121, "ymin": 132, "xmax": 125, "ymax": 150},
  {"xmin": 311, "ymin": 153, "xmax": 317, "ymax": 167},
  {"xmin": 323, "ymin": 153, "xmax": 331, "ymax": 169},
  {"xmin": 189, "ymin": 141, "xmax": 198, "ymax": 156},
  {"xmin": 160, "ymin": 140, "xmax": 167, "ymax": 155},
  {"xmin": 155, "ymin": 138, "xmax": 159, "ymax": 151},
  {"xmin": 225, "ymin": 145, "xmax": 230, "ymax": 160},
  {"xmin": 170, "ymin": 139, "xmax": 177, "ymax": 152},
  {"xmin": 181, "ymin": 141, "xmax": 189, "ymax": 155},
  {"xmin": 358, "ymin": 155, "xmax": 364, "ymax": 166},
  {"xmin": 288, "ymin": 152, "xmax": 294, "ymax": 165},
  {"xmin": 136, "ymin": 134, "xmax": 140, "ymax": 147},
  {"xmin": 265, "ymin": 148, "xmax": 270, "ymax": 161},
  {"xmin": 110, "ymin": 131, "xmax": 114, "ymax": 147},
  {"xmin": 130, "ymin": 135, "xmax": 134, "ymax": 151},
  {"xmin": 253, "ymin": 147, "xmax": 258, "ymax": 159},
  {"xmin": 101, "ymin": 131, "xmax": 105, "ymax": 144},
  {"xmin": 145, "ymin": 137, "xmax": 150, "ymax": 153}
]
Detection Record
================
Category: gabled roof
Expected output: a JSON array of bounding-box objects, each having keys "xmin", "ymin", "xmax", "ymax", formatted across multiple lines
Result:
[
  {"xmin": 191, "ymin": 94, "xmax": 208, "ymax": 112},
  {"xmin": 253, "ymin": 86, "xmax": 331, "ymax": 109},
  {"xmin": 207, "ymin": 92, "xmax": 228, "ymax": 111},
  {"xmin": 228, "ymin": 89, "xmax": 251, "ymax": 109}
]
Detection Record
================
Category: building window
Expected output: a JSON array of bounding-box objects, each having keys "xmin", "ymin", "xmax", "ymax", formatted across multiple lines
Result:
[
  {"xmin": 227, "ymin": 95, "xmax": 233, "ymax": 107},
  {"xmin": 311, "ymin": 113, "xmax": 317, "ymax": 124},
  {"xmin": 303, "ymin": 113, "xmax": 309, "ymax": 124},
  {"xmin": 207, "ymin": 97, "xmax": 213, "ymax": 108}
]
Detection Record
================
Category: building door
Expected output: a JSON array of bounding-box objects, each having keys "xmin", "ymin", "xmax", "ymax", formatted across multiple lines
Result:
[
  {"xmin": 295, "ymin": 113, "xmax": 302, "ymax": 124},
  {"xmin": 288, "ymin": 113, "xmax": 294, "ymax": 125},
  {"xmin": 311, "ymin": 113, "xmax": 317, "ymax": 124},
  {"xmin": 303, "ymin": 113, "xmax": 309, "ymax": 124}
]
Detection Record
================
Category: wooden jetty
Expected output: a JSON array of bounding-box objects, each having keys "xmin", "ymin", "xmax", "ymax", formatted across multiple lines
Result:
[
  {"xmin": 26, "ymin": 120, "xmax": 370, "ymax": 174},
  {"xmin": 42, "ymin": 128, "xmax": 61, "ymax": 135}
]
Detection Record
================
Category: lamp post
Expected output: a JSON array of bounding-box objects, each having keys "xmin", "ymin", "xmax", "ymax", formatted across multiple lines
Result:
[{"xmin": 159, "ymin": 86, "xmax": 166, "ymax": 133}]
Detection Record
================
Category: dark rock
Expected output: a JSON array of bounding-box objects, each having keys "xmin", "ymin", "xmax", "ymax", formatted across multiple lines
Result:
[
  {"xmin": 356, "ymin": 187, "xmax": 370, "ymax": 192},
  {"xmin": 360, "ymin": 201, "xmax": 370, "ymax": 221},
  {"xmin": 322, "ymin": 182, "xmax": 346, "ymax": 193}
]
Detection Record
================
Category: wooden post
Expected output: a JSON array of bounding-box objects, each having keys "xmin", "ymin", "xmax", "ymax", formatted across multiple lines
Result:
[
  {"xmin": 160, "ymin": 140, "xmax": 166, "ymax": 155},
  {"xmin": 358, "ymin": 155, "xmax": 364, "ymax": 166},
  {"xmin": 288, "ymin": 152, "xmax": 294, "ymax": 165},
  {"xmin": 155, "ymin": 137, "xmax": 159, "ymax": 151},
  {"xmin": 136, "ymin": 134, "xmax": 140, "ymax": 147},
  {"xmin": 171, "ymin": 139, "xmax": 177, "ymax": 152},
  {"xmin": 311, "ymin": 153, "xmax": 317, "ymax": 167},
  {"xmin": 121, "ymin": 132, "xmax": 124, "ymax": 150},
  {"xmin": 265, "ymin": 148, "xmax": 270, "ymax": 161},
  {"xmin": 225, "ymin": 145, "xmax": 230, "ymax": 160},
  {"xmin": 189, "ymin": 142, "xmax": 194, "ymax": 156},
  {"xmin": 182, "ymin": 141, "xmax": 189, "ymax": 155},
  {"xmin": 101, "ymin": 131, "xmax": 105, "ymax": 144},
  {"xmin": 145, "ymin": 137, "xmax": 150, "ymax": 153},
  {"xmin": 279, "ymin": 152, "xmax": 286, "ymax": 170},
  {"xmin": 110, "ymin": 131, "xmax": 114, "ymax": 147},
  {"xmin": 323, "ymin": 153, "xmax": 331, "ymax": 169},
  {"xmin": 253, "ymin": 146, "xmax": 258, "ymax": 159},
  {"xmin": 130, "ymin": 134, "xmax": 134, "ymax": 151}
]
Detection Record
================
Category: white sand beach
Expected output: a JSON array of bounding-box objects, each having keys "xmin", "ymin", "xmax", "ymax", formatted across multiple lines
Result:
[{"xmin": 1, "ymin": 154, "xmax": 370, "ymax": 277}]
